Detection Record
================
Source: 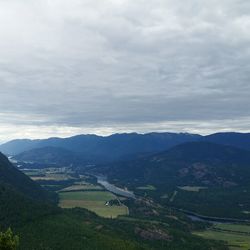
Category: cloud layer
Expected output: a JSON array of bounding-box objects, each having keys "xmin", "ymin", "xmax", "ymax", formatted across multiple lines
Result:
[{"xmin": 0, "ymin": 0, "xmax": 250, "ymax": 140}]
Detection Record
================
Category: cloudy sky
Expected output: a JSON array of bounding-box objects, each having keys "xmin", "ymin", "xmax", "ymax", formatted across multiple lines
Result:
[{"xmin": 0, "ymin": 0, "xmax": 250, "ymax": 142}]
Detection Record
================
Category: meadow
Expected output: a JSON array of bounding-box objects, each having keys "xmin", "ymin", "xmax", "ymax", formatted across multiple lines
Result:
[
  {"xmin": 136, "ymin": 185, "xmax": 156, "ymax": 191},
  {"xmin": 59, "ymin": 191, "xmax": 129, "ymax": 218},
  {"xmin": 60, "ymin": 182, "xmax": 103, "ymax": 192},
  {"xmin": 194, "ymin": 223, "xmax": 250, "ymax": 250},
  {"xmin": 178, "ymin": 186, "xmax": 208, "ymax": 192}
]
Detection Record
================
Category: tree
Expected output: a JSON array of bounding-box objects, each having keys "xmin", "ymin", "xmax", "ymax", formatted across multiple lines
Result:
[{"xmin": 0, "ymin": 228, "xmax": 19, "ymax": 250}]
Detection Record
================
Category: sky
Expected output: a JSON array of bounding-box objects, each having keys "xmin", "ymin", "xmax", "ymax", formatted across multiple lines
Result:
[{"xmin": 0, "ymin": 0, "xmax": 250, "ymax": 142}]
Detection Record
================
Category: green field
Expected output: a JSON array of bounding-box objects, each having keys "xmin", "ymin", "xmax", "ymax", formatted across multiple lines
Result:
[
  {"xmin": 21, "ymin": 169, "xmax": 42, "ymax": 176},
  {"xmin": 194, "ymin": 223, "xmax": 250, "ymax": 250},
  {"xmin": 60, "ymin": 183, "xmax": 103, "ymax": 192},
  {"xmin": 214, "ymin": 224, "xmax": 250, "ymax": 234},
  {"xmin": 59, "ymin": 191, "xmax": 129, "ymax": 218},
  {"xmin": 178, "ymin": 186, "xmax": 207, "ymax": 192},
  {"xmin": 137, "ymin": 185, "xmax": 156, "ymax": 191},
  {"xmin": 22, "ymin": 168, "xmax": 76, "ymax": 182},
  {"xmin": 31, "ymin": 173, "xmax": 74, "ymax": 181}
]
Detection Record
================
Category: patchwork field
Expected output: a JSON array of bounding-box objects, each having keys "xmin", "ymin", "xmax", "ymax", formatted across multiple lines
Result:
[
  {"xmin": 178, "ymin": 186, "xmax": 207, "ymax": 192},
  {"xmin": 59, "ymin": 191, "xmax": 129, "ymax": 218},
  {"xmin": 60, "ymin": 182, "xmax": 103, "ymax": 192},
  {"xmin": 137, "ymin": 185, "xmax": 156, "ymax": 191},
  {"xmin": 22, "ymin": 168, "xmax": 76, "ymax": 182},
  {"xmin": 22, "ymin": 168, "xmax": 129, "ymax": 218},
  {"xmin": 194, "ymin": 223, "xmax": 250, "ymax": 250},
  {"xmin": 31, "ymin": 173, "xmax": 75, "ymax": 181},
  {"xmin": 21, "ymin": 169, "xmax": 42, "ymax": 176}
]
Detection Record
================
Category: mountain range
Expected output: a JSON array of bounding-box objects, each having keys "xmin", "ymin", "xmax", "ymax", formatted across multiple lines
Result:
[
  {"xmin": 1, "ymin": 132, "xmax": 201, "ymax": 164},
  {"xmin": 2, "ymin": 132, "xmax": 250, "ymax": 167}
]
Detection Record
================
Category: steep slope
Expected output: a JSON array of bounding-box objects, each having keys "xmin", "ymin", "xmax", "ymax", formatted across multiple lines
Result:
[
  {"xmin": 0, "ymin": 152, "xmax": 57, "ymax": 228},
  {"xmin": 0, "ymin": 132, "xmax": 201, "ymax": 163},
  {"xmin": 0, "ymin": 153, "xmax": 54, "ymax": 202}
]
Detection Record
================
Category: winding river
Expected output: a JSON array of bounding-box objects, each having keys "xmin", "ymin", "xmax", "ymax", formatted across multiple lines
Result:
[
  {"xmin": 178, "ymin": 209, "xmax": 250, "ymax": 224},
  {"xmin": 94, "ymin": 175, "xmax": 250, "ymax": 223},
  {"xmin": 96, "ymin": 175, "xmax": 136, "ymax": 199}
]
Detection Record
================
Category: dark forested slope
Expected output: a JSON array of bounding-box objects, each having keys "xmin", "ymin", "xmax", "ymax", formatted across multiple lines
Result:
[
  {"xmin": 0, "ymin": 133, "xmax": 201, "ymax": 163},
  {"xmin": 106, "ymin": 142, "xmax": 250, "ymax": 187},
  {"xmin": 0, "ymin": 153, "xmax": 53, "ymax": 202},
  {"xmin": 14, "ymin": 146, "xmax": 88, "ymax": 166}
]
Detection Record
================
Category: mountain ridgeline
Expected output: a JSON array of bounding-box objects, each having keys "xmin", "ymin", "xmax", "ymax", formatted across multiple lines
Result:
[
  {"xmin": 1, "ymin": 132, "xmax": 201, "ymax": 165},
  {"xmin": 2, "ymin": 132, "xmax": 250, "ymax": 167}
]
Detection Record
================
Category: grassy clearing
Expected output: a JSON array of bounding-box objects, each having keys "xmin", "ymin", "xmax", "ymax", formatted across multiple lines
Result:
[
  {"xmin": 31, "ymin": 173, "xmax": 74, "ymax": 181},
  {"xmin": 59, "ymin": 191, "xmax": 129, "ymax": 218},
  {"xmin": 60, "ymin": 184, "xmax": 103, "ymax": 192},
  {"xmin": 42, "ymin": 185, "xmax": 62, "ymax": 188},
  {"xmin": 193, "ymin": 223, "xmax": 250, "ymax": 250},
  {"xmin": 242, "ymin": 211, "xmax": 250, "ymax": 215},
  {"xmin": 137, "ymin": 185, "xmax": 156, "ymax": 191},
  {"xmin": 21, "ymin": 170, "xmax": 42, "ymax": 176},
  {"xmin": 178, "ymin": 186, "xmax": 207, "ymax": 192},
  {"xmin": 214, "ymin": 224, "xmax": 250, "ymax": 234}
]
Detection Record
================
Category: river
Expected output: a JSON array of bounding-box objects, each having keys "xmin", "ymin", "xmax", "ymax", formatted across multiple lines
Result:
[
  {"xmin": 95, "ymin": 175, "xmax": 249, "ymax": 223},
  {"xmin": 96, "ymin": 175, "xmax": 136, "ymax": 199},
  {"xmin": 178, "ymin": 209, "xmax": 250, "ymax": 224}
]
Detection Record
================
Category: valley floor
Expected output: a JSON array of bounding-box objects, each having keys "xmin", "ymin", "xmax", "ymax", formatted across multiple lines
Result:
[{"xmin": 193, "ymin": 223, "xmax": 250, "ymax": 250}]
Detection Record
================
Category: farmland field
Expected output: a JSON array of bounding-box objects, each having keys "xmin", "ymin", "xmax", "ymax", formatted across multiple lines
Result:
[
  {"xmin": 178, "ymin": 186, "xmax": 207, "ymax": 192},
  {"xmin": 31, "ymin": 173, "xmax": 74, "ymax": 181},
  {"xmin": 21, "ymin": 169, "xmax": 42, "ymax": 176},
  {"xmin": 136, "ymin": 185, "xmax": 156, "ymax": 191},
  {"xmin": 193, "ymin": 223, "xmax": 250, "ymax": 250},
  {"xmin": 59, "ymin": 191, "xmax": 129, "ymax": 218},
  {"xmin": 60, "ymin": 183, "xmax": 103, "ymax": 192}
]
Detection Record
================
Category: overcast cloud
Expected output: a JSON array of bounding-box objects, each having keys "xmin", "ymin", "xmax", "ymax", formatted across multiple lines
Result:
[{"xmin": 0, "ymin": 0, "xmax": 250, "ymax": 141}]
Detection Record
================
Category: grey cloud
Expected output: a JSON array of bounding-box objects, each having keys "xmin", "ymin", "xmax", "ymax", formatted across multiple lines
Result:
[{"xmin": 0, "ymin": 0, "xmax": 250, "ymax": 139}]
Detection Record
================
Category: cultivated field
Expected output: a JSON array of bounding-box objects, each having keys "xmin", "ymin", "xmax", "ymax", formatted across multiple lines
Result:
[
  {"xmin": 23, "ymin": 168, "xmax": 129, "ymax": 218},
  {"xmin": 137, "ymin": 185, "xmax": 156, "ymax": 191},
  {"xmin": 59, "ymin": 191, "xmax": 129, "ymax": 218},
  {"xmin": 22, "ymin": 168, "xmax": 76, "ymax": 182},
  {"xmin": 31, "ymin": 173, "xmax": 74, "ymax": 181},
  {"xmin": 194, "ymin": 223, "xmax": 250, "ymax": 250},
  {"xmin": 178, "ymin": 186, "xmax": 207, "ymax": 192},
  {"xmin": 21, "ymin": 169, "xmax": 42, "ymax": 176},
  {"xmin": 60, "ymin": 182, "xmax": 103, "ymax": 192}
]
